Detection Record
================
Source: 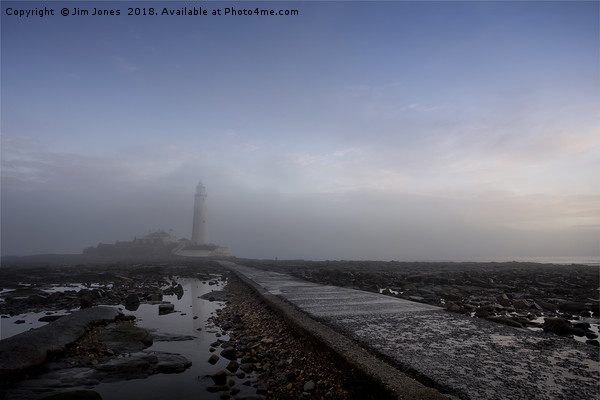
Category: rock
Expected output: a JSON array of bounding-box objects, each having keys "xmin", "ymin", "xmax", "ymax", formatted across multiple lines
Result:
[
  {"xmin": 475, "ymin": 309, "xmax": 489, "ymax": 318},
  {"xmin": 573, "ymin": 322, "xmax": 591, "ymax": 330},
  {"xmin": 14, "ymin": 319, "xmax": 26, "ymax": 324},
  {"xmin": 148, "ymin": 293, "xmax": 163, "ymax": 301},
  {"xmin": 211, "ymin": 370, "xmax": 228, "ymax": 385},
  {"xmin": 200, "ymin": 291, "xmax": 230, "ymax": 302},
  {"xmin": 536, "ymin": 299, "xmax": 557, "ymax": 311},
  {"xmin": 0, "ymin": 306, "xmax": 121, "ymax": 375},
  {"xmin": 48, "ymin": 292, "xmax": 61, "ymax": 302},
  {"xmin": 486, "ymin": 316, "xmax": 524, "ymax": 328},
  {"xmin": 496, "ymin": 294, "xmax": 512, "ymax": 307},
  {"xmin": 41, "ymin": 390, "xmax": 102, "ymax": 399},
  {"xmin": 158, "ymin": 303, "xmax": 175, "ymax": 315},
  {"xmin": 513, "ymin": 299, "xmax": 531, "ymax": 309},
  {"xmin": 97, "ymin": 323, "xmax": 153, "ymax": 354},
  {"xmin": 28, "ymin": 294, "xmax": 47, "ymax": 304},
  {"xmin": 443, "ymin": 291, "xmax": 462, "ymax": 302},
  {"xmin": 585, "ymin": 339, "xmax": 599, "ymax": 346},
  {"xmin": 208, "ymin": 354, "xmax": 220, "ymax": 364},
  {"xmin": 206, "ymin": 385, "xmax": 229, "ymax": 393},
  {"xmin": 78, "ymin": 290, "xmax": 94, "ymax": 309},
  {"xmin": 124, "ymin": 293, "xmax": 140, "ymax": 305},
  {"xmin": 303, "ymin": 380, "xmax": 316, "ymax": 392},
  {"xmin": 240, "ymin": 363, "xmax": 254, "ymax": 373},
  {"xmin": 558, "ymin": 302, "xmax": 588, "ymax": 314},
  {"xmin": 220, "ymin": 347, "xmax": 237, "ymax": 360},
  {"xmin": 156, "ymin": 352, "xmax": 192, "ymax": 373},
  {"xmin": 226, "ymin": 360, "xmax": 239, "ymax": 372},
  {"xmin": 543, "ymin": 317, "xmax": 574, "ymax": 335},
  {"xmin": 172, "ymin": 284, "xmax": 184, "ymax": 299},
  {"xmin": 446, "ymin": 302, "xmax": 462, "ymax": 313},
  {"xmin": 256, "ymin": 383, "xmax": 269, "ymax": 394},
  {"xmin": 39, "ymin": 315, "xmax": 67, "ymax": 322}
]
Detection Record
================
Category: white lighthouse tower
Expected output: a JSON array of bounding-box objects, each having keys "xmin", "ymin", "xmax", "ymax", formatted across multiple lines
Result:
[{"xmin": 191, "ymin": 181, "xmax": 209, "ymax": 245}]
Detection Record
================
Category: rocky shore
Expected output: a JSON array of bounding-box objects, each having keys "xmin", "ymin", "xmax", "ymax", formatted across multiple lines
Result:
[
  {"xmin": 242, "ymin": 259, "xmax": 600, "ymax": 344},
  {"xmin": 205, "ymin": 274, "xmax": 378, "ymax": 400},
  {"xmin": 1, "ymin": 256, "xmax": 598, "ymax": 399}
]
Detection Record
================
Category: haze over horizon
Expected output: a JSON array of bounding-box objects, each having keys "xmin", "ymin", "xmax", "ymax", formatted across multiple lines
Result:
[{"xmin": 2, "ymin": 1, "xmax": 599, "ymax": 261}]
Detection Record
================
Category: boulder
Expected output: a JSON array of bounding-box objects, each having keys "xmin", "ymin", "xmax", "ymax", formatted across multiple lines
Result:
[
  {"xmin": 97, "ymin": 323, "xmax": 153, "ymax": 354},
  {"xmin": 0, "ymin": 306, "xmax": 120, "ymax": 375},
  {"xmin": 558, "ymin": 302, "xmax": 588, "ymax": 314},
  {"xmin": 155, "ymin": 352, "xmax": 192, "ymax": 373},
  {"xmin": 513, "ymin": 299, "xmax": 531, "ymax": 310},
  {"xmin": 543, "ymin": 317, "xmax": 574, "ymax": 336},
  {"xmin": 78, "ymin": 290, "xmax": 94, "ymax": 309},
  {"xmin": 124, "ymin": 293, "xmax": 140, "ymax": 305}
]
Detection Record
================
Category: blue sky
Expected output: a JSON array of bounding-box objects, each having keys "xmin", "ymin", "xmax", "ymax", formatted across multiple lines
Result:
[{"xmin": 2, "ymin": 1, "xmax": 599, "ymax": 260}]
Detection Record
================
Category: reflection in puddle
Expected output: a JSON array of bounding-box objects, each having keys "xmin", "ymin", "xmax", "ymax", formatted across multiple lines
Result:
[{"xmin": 1, "ymin": 276, "xmax": 255, "ymax": 400}]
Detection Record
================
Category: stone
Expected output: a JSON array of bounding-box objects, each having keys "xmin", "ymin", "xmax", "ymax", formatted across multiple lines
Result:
[
  {"xmin": 208, "ymin": 354, "xmax": 220, "ymax": 364},
  {"xmin": 38, "ymin": 315, "xmax": 67, "ymax": 322},
  {"xmin": 446, "ymin": 302, "xmax": 461, "ymax": 313},
  {"xmin": 220, "ymin": 347, "xmax": 237, "ymax": 360},
  {"xmin": 41, "ymin": 390, "xmax": 102, "ymax": 399},
  {"xmin": 558, "ymin": 302, "xmax": 588, "ymax": 314},
  {"xmin": 486, "ymin": 316, "xmax": 524, "ymax": 328},
  {"xmin": 79, "ymin": 290, "xmax": 94, "ymax": 309},
  {"xmin": 256, "ymin": 383, "xmax": 269, "ymax": 394},
  {"xmin": 206, "ymin": 385, "xmax": 229, "ymax": 393},
  {"xmin": 28, "ymin": 294, "xmax": 47, "ymax": 304},
  {"xmin": 0, "ymin": 306, "xmax": 120, "ymax": 375},
  {"xmin": 155, "ymin": 352, "xmax": 192, "ymax": 373},
  {"xmin": 240, "ymin": 363, "xmax": 254, "ymax": 372},
  {"xmin": 148, "ymin": 293, "xmax": 162, "ymax": 301},
  {"xmin": 211, "ymin": 370, "xmax": 228, "ymax": 385},
  {"xmin": 97, "ymin": 323, "xmax": 153, "ymax": 354},
  {"xmin": 513, "ymin": 299, "xmax": 531, "ymax": 309},
  {"xmin": 496, "ymin": 294, "xmax": 512, "ymax": 307},
  {"xmin": 543, "ymin": 317, "xmax": 574, "ymax": 336},
  {"xmin": 124, "ymin": 293, "xmax": 140, "ymax": 304},
  {"xmin": 303, "ymin": 380, "xmax": 316, "ymax": 392},
  {"xmin": 158, "ymin": 303, "xmax": 175, "ymax": 315},
  {"xmin": 226, "ymin": 360, "xmax": 239, "ymax": 372}
]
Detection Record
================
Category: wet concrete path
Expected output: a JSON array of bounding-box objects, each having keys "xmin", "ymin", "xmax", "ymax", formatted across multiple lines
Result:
[{"xmin": 222, "ymin": 261, "xmax": 599, "ymax": 400}]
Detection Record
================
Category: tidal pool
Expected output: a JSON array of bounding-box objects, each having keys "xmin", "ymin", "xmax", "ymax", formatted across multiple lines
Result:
[{"xmin": 2, "ymin": 276, "xmax": 257, "ymax": 399}]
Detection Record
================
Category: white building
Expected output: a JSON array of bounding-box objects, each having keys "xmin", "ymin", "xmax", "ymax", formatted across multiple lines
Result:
[{"xmin": 191, "ymin": 181, "xmax": 208, "ymax": 245}]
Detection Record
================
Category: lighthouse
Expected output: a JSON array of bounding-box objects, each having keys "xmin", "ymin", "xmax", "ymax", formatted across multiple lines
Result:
[{"xmin": 191, "ymin": 181, "xmax": 208, "ymax": 245}]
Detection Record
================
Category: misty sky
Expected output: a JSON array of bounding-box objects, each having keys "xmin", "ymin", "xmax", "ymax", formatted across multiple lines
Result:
[{"xmin": 1, "ymin": 1, "xmax": 599, "ymax": 261}]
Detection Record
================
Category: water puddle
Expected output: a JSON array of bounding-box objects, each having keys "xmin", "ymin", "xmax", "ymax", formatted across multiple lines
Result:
[{"xmin": 1, "ymin": 276, "xmax": 257, "ymax": 399}]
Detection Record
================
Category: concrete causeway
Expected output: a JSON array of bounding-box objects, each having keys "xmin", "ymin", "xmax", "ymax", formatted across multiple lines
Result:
[{"xmin": 222, "ymin": 261, "xmax": 600, "ymax": 400}]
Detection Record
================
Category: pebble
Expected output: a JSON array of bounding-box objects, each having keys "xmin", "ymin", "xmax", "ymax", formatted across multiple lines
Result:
[{"xmin": 208, "ymin": 354, "xmax": 219, "ymax": 364}]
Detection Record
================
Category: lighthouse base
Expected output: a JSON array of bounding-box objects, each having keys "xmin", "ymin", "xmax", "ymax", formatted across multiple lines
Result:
[{"xmin": 174, "ymin": 244, "xmax": 230, "ymax": 258}]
